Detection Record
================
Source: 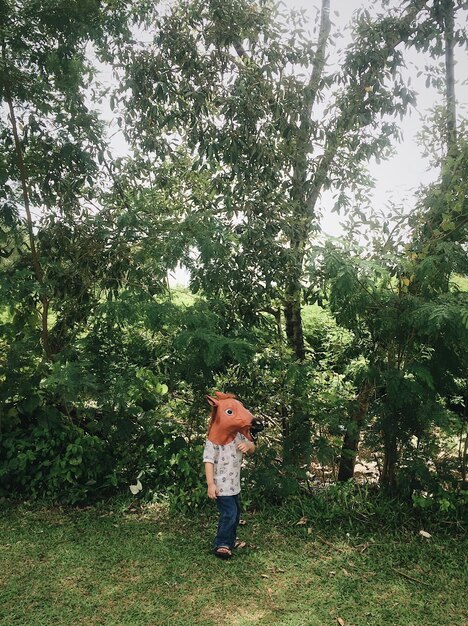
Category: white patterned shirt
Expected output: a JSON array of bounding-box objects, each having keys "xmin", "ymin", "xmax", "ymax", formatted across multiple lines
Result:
[{"xmin": 203, "ymin": 432, "xmax": 248, "ymax": 496}]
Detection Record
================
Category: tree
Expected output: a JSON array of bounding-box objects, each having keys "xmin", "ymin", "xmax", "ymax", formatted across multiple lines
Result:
[
  {"xmin": 0, "ymin": 0, "xmax": 156, "ymax": 359},
  {"xmin": 313, "ymin": 207, "xmax": 467, "ymax": 489},
  {"xmin": 0, "ymin": 0, "xmax": 174, "ymax": 432},
  {"xmin": 116, "ymin": 0, "xmax": 434, "ymax": 465},
  {"xmin": 320, "ymin": 0, "xmax": 467, "ymax": 484}
]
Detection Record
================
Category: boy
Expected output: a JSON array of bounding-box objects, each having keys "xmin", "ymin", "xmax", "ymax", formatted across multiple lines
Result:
[{"xmin": 203, "ymin": 392, "xmax": 256, "ymax": 559}]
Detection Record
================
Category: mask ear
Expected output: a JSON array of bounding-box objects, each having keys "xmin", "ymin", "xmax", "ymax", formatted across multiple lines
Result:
[{"xmin": 206, "ymin": 395, "xmax": 218, "ymax": 407}]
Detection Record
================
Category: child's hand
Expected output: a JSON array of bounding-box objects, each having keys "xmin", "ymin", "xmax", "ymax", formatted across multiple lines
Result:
[
  {"xmin": 237, "ymin": 441, "xmax": 255, "ymax": 454},
  {"xmin": 207, "ymin": 483, "xmax": 218, "ymax": 499}
]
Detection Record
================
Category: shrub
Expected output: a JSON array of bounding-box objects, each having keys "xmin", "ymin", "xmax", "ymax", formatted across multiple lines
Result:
[
  {"xmin": 131, "ymin": 422, "xmax": 207, "ymax": 511},
  {"xmin": 0, "ymin": 409, "xmax": 117, "ymax": 504}
]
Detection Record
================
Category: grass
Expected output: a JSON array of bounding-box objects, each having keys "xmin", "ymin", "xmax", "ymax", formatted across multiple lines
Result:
[
  {"xmin": 0, "ymin": 500, "xmax": 466, "ymax": 626},
  {"xmin": 169, "ymin": 287, "xmax": 198, "ymax": 307}
]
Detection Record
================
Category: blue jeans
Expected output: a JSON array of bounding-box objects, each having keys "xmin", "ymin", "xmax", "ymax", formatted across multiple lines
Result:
[{"xmin": 215, "ymin": 495, "xmax": 240, "ymax": 550}]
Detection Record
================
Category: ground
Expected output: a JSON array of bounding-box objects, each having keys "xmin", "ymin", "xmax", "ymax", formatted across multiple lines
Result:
[{"xmin": 0, "ymin": 501, "xmax": 466, "ymax": 626}]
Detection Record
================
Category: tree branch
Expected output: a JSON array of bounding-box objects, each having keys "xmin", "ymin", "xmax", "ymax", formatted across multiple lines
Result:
[
  {"xmin": 2, "ymin": 42, "xmax": 53, "ymax": 360},
  {"xmin": 304, "ymin": 0, "xmax": 431, "ymax": 221},
  {"xmin": 443, "ymin": 0, "xmax": 458, "ymax": 156},
  {"xmin": 303, "ymin": 0, "xmax": 331, "ymax": 121}
]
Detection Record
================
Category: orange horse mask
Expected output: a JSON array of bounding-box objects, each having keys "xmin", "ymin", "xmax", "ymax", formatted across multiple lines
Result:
[{"xmin": 206, "ymin": 392, "xmax": 254, "ymax": 446}]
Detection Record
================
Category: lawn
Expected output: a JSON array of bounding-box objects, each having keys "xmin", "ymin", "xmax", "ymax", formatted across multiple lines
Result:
[{"xmin": 0, "ymin": 501, "xmax": 466, "ymax": 626}]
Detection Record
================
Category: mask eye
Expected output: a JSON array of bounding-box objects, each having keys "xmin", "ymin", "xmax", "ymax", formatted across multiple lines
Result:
[{"xmin": 225, "ymin": 409, "xmax": 234, "ymax": 415}]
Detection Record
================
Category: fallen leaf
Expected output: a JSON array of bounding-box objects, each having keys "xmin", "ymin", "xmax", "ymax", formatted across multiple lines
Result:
[
  {"xmin": 307, "ymin": 527, "xmax": 313, "ymax": 535},
  {"xmin": 342, "ymin": 569, "xmax": 350, "ymax": 576},
  {"xmin": 261, "ymin": 574, "xmax": 269, "ymax": 579},
  {"xmin": 337, "ymin": 617, "xmax": 345, "ymax": 626},
  {"xmin": 296, "ymin": 516, "xmax": 308, "ymax": 525},
  {"xmin": 419, "ymin": 530, "xmax": 432, "ymax": 539}
]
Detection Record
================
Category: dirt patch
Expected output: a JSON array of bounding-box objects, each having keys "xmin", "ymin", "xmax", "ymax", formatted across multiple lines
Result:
[{"xmin": 204, "ymin": 605, "xmax": 268, "ymax": 625}]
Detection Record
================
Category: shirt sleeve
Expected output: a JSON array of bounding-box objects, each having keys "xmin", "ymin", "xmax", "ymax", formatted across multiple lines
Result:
[{"xmin": 203, "ymin": 440, "xmax": 216, "ymax": 463}]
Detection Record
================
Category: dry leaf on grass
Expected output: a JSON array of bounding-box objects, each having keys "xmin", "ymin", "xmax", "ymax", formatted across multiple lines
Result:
[
  {"xmin": 296, "ymin": 516, "xmax": 308, "ymax": 525},
  {"xmin": 337, "ymin": 617, "xmax": 345, "ymax": 626},
  {"xmin": 266, "ymin": 587, "xmax": 276, "ymax": 608},
  {"xmin": 419, "ymin": 530, "xmax": 432, "ymax": 539}
]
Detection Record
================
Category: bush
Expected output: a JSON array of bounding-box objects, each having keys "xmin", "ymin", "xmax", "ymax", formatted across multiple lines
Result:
[
  {"xmin": 243, "ymin": 446, "xmax": 302, "ymax": 504},
  {"xmin": 132, "ymin": 422, "xmax": 207, "ymax": 512},
  {"xmin": 0, "ymin": 410, "xmax": 117, "ymax": 504},
  {"xmin": 0, "ymin": 403, "xmax": 209, "ymax": 508}
]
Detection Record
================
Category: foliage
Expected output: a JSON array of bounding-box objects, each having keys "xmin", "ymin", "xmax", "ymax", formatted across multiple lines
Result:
[
  {"xmin": 115, "ymin": 0, "xmax": 426, "ymax": 344},
  {"xmin": 139, "ymin": 426, "xmax": 207, "ymax": 512},
  {"xmin": 0, "ymin": 409, "xmax": 115, "ymax": 504},
  {"xmin": 0, "ymin": 0, "xmax": 467, "ymax": 509},
  {"xmin": 310, "ymin": 159, "xmax": 468, "ymax": 488}
]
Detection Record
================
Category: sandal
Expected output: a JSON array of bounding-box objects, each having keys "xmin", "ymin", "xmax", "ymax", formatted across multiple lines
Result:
[{"xmin": 214, "ymin": 546, "xmax": 232, "ymax": 559}]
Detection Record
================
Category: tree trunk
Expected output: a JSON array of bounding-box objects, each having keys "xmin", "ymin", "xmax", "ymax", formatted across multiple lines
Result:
[
  {"xmin": 337, "ymin": 384, "xmax": 373, "ymax": 481},
  {"xmin": 284, "ymin": 289, "xmax": 306, "ymax": 361},
  {"xmin": 280, "ymin": 0, "xmax": 331, "ymax": 466},
  {"xmin": 381, "ymin": 428, "xmax": 399, "ymax": 490},
  {"xmin": 283, "ymin": 0, "xmax": 331, "ymax": 362},
  {"xmin": 443, "ymin": 0, "xmax": 457, "ymax": 157},
  {"xmin": 3, "ymin": 43, "xmax": 52, "ymax": 360},
  {"xmin": 460, "ymin": 427, "xmax": 468, "ymax": 490}
]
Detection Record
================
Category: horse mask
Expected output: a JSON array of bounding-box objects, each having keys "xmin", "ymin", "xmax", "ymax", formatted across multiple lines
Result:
[{"xmin": 207, "ymin": 392, "xmax": 254, "ymax": 446}]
